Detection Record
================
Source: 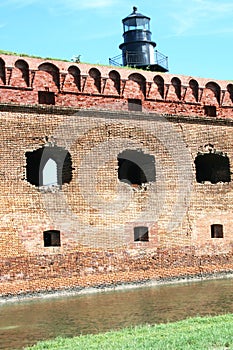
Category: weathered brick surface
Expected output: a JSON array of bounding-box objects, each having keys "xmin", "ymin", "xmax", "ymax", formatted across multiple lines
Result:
[
  {"xmin": 0, "ymin": 54, "xmax": 233, "ymax": 296},
  {"xmin": 0, "ymin": 54, "xmax": 232, "ymax": 118}
]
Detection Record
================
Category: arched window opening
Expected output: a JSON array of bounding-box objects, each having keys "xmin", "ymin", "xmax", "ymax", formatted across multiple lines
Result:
[
  {"xmin": 25, "ymin": 145, "xmax": 72, "ymax": 188},
  {"xmin": 0, "ymin": 58, "xmax": 6, "ymax": 85},
  {"xmin": 89, "ymin": 68, "xmax": 101, "ymax": 93},
  {"xmin": 129, "ymin": 73, "xmax": 146, "ymax": 97},
  {"xmin": 109, "ymin": 70, "xmax": 121, "ymax": 94},
  {"xmin": 43, "ymin": 230, "xmax": 61, "ymax": 247},
  {"xmin": 189, "ymin": 79, "xmax": 199, "ymax": 102},
  {"xmin": 134, "ymin": 226, "xmax": 149, "ymax": 242},
  {"xmin": 118, "ymin": 149, "xmax": 155, "ymax": 186},
  {"xmin": 154, "ymin": 75, "xmax": 164, "ymax": 99},
  {"xmin": 195, "ymin": 152, "xmax": 230, "ymax": 184},
  {"xmin": 227, "ymin": 84, "xmax": 233, "ymax": 103},
  {"xmin": 68, "ymin": 65, "xmax": 81, "ymax": 91},
  {"xmin": 15, "ymin": 59, "xmax": 29, "ymax": 86},
  {"xmin": 38, "ymin": 62, "xmax": 60, "ymax": 89},
  {"xmin": 211, "ymin": 224, "xmax": 223, "ymax": 238},
  {"xmin": 42, "ymin": 158, "xmax": 57, "ymax": 186},
  {"xmin": 206, "ymin": 82, "xmax": 221, "ymax": 104},
  {"xmin": 171, "ymin": 77, "xmax": 181, "ymax": 99}
]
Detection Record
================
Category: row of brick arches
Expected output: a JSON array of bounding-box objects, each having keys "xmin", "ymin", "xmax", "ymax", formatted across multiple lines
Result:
[{"xmin": 1, "ymin": 58, "xmax": 233, "ymax": 104}]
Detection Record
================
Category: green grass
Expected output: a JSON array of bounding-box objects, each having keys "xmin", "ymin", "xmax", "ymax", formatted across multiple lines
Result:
[
  {"xmin": 0, "ymin": 49, "xmax": 70, "ymax": 62},
  {"xmin": 26, "ymin": 314, "xmax": 233, "ymax": 349},
  {"xmin": 0, "ymin": 49, "xmax": 156, "ymax": 71}
]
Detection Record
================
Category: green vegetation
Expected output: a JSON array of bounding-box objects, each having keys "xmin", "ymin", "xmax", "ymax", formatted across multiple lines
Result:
[
  {"xmin": 0, "ymin": 49, "xmax": 70, "ymax": 62},
  {"xmin": 0, "ymin": 49, "xmax": 152, "ymax": 70},
  {"xmin": 26, "ymin": 314, "xmax": 233, "ymax": 349}
]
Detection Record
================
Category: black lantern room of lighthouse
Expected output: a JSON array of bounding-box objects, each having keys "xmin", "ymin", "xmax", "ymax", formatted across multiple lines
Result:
[{"xmin": 118, "ymin": 7, "xmax": 168, "ymax": 72}]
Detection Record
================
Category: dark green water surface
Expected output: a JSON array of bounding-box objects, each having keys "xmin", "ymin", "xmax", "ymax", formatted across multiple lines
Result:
[{"xmin": 0, "ymin": 278, "xmax": 232, "ymax": 349}]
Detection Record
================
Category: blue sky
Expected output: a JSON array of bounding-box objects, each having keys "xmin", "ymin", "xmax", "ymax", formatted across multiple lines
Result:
[{"xmin": 0, "ymin": 0, "xmax": 232, "ymax": 80}]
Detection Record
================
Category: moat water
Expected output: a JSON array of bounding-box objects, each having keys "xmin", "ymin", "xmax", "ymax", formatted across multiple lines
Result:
[{"xmin": 0, "ymin": 278, "xmax": 233, "ymax": 350}]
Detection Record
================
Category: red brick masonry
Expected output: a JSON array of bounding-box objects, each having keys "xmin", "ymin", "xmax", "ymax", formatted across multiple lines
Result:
[{"xmin": 0, "ymin": 54, "xmax": 232, "ymax": 296}]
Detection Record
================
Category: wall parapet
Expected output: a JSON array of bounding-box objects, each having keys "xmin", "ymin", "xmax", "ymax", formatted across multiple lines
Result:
[{"xmin": 0, "ymin": 54, "xmax": 232, "ymax": 119}]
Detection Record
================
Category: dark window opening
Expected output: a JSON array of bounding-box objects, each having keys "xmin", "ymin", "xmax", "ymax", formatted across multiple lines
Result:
[
  {"xmin": 171, "ymin": 77, "xmax": 181, "ymax": 99},
  {"xmin": 154, "ymin": 75, "xmax": 164, "ymax": 99},
  {"xmin": 128, "ymin": 73, "xmax": 146, "ymax": 97},
  {"xmin": 38, "ymin": 91, "xmax": 55, "ymax": 105},
  {"xmin": 118, "ymin": 149, "xmax": 155, "ymax": 186},
  {"xmin": 38, "ymin": 62, "xmax": 60, "ymax": 89},
  {"xmin": 89, "ymin": 68, "xmax": 101, "ymax": 93},
  {"xmin": 15, "ymin": 59, "xmax": 29, "ymax": 87},
  {"xmin": 26, "ymin": 145, "xmax": 72, "ymax": 187},
  {"xmin": 44, "ymin": 230, "xmax": 61, "ymax": 247},
  {"xmin": 206, "ymin": 82, "xmax": 221, "ymax": 104},
  {"xmin": 195, "ymin": 152, "xmax": 230, "ymax": 184},
  {"xmin": 0, "ymin": 58, "xmax": 6, "ymax": 85},
  {"xmin": 227, "ymin": 84, "xmax": 233, "ymax": 103},
  {"xmin": 128, "ymin": 99, "xmax": 142, "ymax": 111},
  {"xmin": 204, "ymin": 105, "xmax": 216, "ymax": 117},
  {"xmin": 134, "ymin": 226, "xmax": 149, "ymax": 242},
  {"xmin": 68, "ymin": 65, "xmax": 81, "ymax": 91},
  {"xmin": 189, "ymin": 79, "xmax": 199, "ymax": 102},
  {"xmin": 109, "ymin": 70, "xmax": 121, "ymax": 95},
  {"xmin": 211, "ymin": 224, "xmax": 223, "ymax": 238}
]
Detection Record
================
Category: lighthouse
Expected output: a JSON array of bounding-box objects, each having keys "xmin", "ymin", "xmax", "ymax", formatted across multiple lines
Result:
[{"xmin": 118, "ymin": 7, "xmax": 168, "ymax": 72}]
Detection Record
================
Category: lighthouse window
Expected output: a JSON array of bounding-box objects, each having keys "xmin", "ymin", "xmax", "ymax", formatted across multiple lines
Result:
[
  {"xmin": 123, "ymin": 7, "xmax": 150, "ymax": 31},
  {"xmin": 128, "ymin": 99, "xmax": 142, "ymax": 111}
]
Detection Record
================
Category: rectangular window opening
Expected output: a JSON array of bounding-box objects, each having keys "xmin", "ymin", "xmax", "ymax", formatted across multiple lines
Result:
[
  {"xmin": 38, "ymin": 91, "xmax": 55, "ymax": 105},
  {"xmin": 211, "ymin": 224, "xmax": 223, "ymax": 238},
  {"xmin": 134, "ymin": 226, "xmax": 149, "ymax": 242},
  {"xmin": 128, "ymin": 98, "xmax": 142, "ymax": 112},
  {"xmin": 43, "ymin": 230, "xmax": 61, "ymax": 247},
  {"xmin": 204, "ymin": 105, "xmax": 216, "ymax": 117},
  {"xmin": 118, "ymin": 149, "xmax": 155, "ymax": 186}
]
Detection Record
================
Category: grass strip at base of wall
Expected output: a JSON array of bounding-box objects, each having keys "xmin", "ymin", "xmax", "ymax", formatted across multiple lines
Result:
[{"xmin": 26, "ymin": 313, "xmax": 233, "ymax": 350}]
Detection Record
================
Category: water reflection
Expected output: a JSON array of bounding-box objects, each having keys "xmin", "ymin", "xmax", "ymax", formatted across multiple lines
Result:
[{"xmin": 0, "ymin": 278, "xmax": 233, "ymax": 350}]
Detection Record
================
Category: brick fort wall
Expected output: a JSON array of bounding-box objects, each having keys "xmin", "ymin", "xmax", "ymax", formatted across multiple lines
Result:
[{"xmin": 0, "ymin": 54, "xmax": 232, "ymax": 295}]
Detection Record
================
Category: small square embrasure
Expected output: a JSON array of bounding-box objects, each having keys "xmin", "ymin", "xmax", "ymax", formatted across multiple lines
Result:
[
  {"xmin": 43, "ymin": 230, "xmax": 61, "ymax": 247},
  {"xmin": 134, "ymin": 226, "xmax": 149, "ymax": 242},
  {"xmin": 211, "ymin": 224, "xmax": 223, "ymax": 238}
]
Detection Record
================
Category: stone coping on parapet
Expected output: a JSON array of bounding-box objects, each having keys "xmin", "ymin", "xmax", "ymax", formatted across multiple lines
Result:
[{"xmin": 0, "ymin": 271, "xmax": 233, "ymax": 304}]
